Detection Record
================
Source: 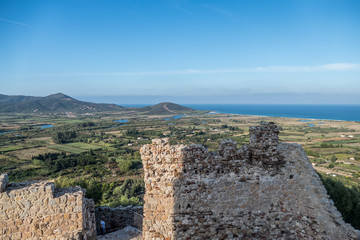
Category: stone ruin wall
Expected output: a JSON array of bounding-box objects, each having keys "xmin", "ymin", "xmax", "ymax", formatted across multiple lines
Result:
[
  {"xmin": 0, "ymin": 175, "xmax": 96, "ymax": 240},
  {"xmin": 141, "ymin": 122, "xmax": 360, "ymax": 240},
  {"xmin": 95, "ymin": 205, "xmax": 143, "ymax": 234}
]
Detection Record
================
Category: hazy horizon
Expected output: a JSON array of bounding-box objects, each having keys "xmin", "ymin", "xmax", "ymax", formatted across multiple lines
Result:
[
  {"xmin": 76, "ymin": 93, "xmax": 360, "ymax": 105},
  {"xmin": 1, "ymin": 0, "xmax": 359, "ymax": 104}
]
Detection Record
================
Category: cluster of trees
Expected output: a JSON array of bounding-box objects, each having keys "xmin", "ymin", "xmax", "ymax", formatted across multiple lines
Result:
[
  {"xmin": 55, "ymin": 177, "xmax": 144, "ymax": 206},
  {"xmin": 321, "ymin": 176, "xmax": 360, "ymax": 229},
  {"xmin": 33, "ymin": 151, "xmax": 105, "ymax": 172},
  {"xmin": 330, "ymin": 155, "xmax": 337, "ymax": 162},
  {"xmin": 305, "ymin": 149, "xmax": 320, "ymax": 157},
  {"xmin": 113, "ymin": 179, "xmax": 144, "ymax": 196},
  {"xmin": 107, "ymin": 195, "xmax": 140, "ymax": 207},
  {"xmin": 55, "ymin": 176, "xmax": 110, "ymax": 204},
  {"xmin": 126, "ymin": 128, "xmax": 139, "ymax": 136},
  {"xmin": 319, "ymin": 143, "xmax": 343, "ymax": 148},
  {"xmin": 320, "ymin": 143, "xmax": 336, "ymax": 148},
  {"xmin": 52, "ymin": 130, "xmax": 77, "ymax": 144},
  {"xmin": 108, "ymin": 179, "xmax": 144, "ymax": 207},
  {"xmin": 115, "ymin": 156, "xmax": 142, "ymax": 174},
  {"xmin": 168, "ymin": 126, "xmax": 203, "ymax": 138},
  {"xmin": 125, "ymin": 128, "xmax": 163, "ymax": 138},
  {"xmin": 77, "ymin": 121, "xmax": 95, "ymax": 128},
  {"xmin": 221, "ymin": 124, "xmax": 240, "ymax": 131},
  {"xmin": 327, "ymin": 163, "xmax": 335, "ymax": 168},
  {"xmin": 33, "ymin": 152, "xmax": 67, "ymax": 162}
]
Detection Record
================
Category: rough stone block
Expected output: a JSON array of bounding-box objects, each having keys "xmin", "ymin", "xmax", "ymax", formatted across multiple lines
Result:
[{"xmin": 0, "ymin": 173, "xmax": 8, "ymax": 193}]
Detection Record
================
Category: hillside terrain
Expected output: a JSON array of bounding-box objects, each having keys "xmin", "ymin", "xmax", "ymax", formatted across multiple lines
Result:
[
  {"xmin": 134, "ymin": 102, "xmax": 194, "ymax": 115},
  {"xmin": 0, "ymin": 93, "xmax": 124, "ymax": 114},
  {"xmin": 0, "ymin": 93, "xmax": 193, "ymax": 115}
]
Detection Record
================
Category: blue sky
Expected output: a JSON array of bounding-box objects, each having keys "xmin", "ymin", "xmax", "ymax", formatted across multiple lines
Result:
[{"xmin": 0, "ymin": 0, "xmax": 359, "ymax": 104}]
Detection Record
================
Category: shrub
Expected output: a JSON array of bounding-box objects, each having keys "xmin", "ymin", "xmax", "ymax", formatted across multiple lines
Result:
[
  {"xmin": 305, "ymin": 149, "xmax": 320, "ymax": 157},
  {"xmin": 32, "ymin": 159, "xmax": 43, "ymax": 165},
  {"xmin": 112, "ymin": 179, "xmax": 144, "ymax": 197},
  {"xmin": 320, "ymin": 143, "xmax": 335, "ymax": 148},
  {"xmin": 328, "ymin": 163, "xmax": 335, "ymax": 168},
  {"xmin": 55, "ymin": 177, "xmax": 104, "ymax": 204},
  {"xmin": 116, "ymin": 157, "xmax": 142, "ymax": 174},
  {"xmin": 117, "ymin": 159, "xmax": 133, "ymax": 173},
  {"xmin": 113, "ymin": 186, "xmax": 122, "ymax": 195},
  {"xmin": 107, "ymin": 196, "xmax": 141, "ymax": 208}
]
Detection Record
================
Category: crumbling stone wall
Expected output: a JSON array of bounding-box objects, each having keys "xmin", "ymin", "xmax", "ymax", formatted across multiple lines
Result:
[
  {"xmin": 0, "ymin": 177, "xmax": 96, "ymax": 240},
  {"xmin": 141, "ymin": 122, "xmax": 360, "ymax": 240},
  {"xmin": 95, "ymin": 205, "xmax": 143, "ymax": 234}
]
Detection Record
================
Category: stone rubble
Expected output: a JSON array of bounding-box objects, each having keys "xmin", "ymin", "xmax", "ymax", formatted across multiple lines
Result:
[{"xmin": 97, "ymin": 226, "xmax": 141, "ymax": 240}]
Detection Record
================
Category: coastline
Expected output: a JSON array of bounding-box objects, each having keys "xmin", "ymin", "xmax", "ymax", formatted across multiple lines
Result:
[
  {"xmin": 211, "ymin": 112, "xmax": 357, "ymax": 123},
  {"xmin": 185, "ymin": 104, "xmax": 360, "ymax": 122},
  {"xmin": 119, "ymin": 104, "xmax": 360, "ymax": 122}
]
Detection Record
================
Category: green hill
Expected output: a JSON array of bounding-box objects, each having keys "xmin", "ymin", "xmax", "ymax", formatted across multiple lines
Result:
[
  {"xmin": 136, "ymin": 102, "xmax": 194, "ymax": 115},
  {"xmin": 0, "ymin": 93, "xmax": 194, "ymax": 115},
  {"xmin": 0, "ymin": 93, "xmax": 124, "ymax": 114}
]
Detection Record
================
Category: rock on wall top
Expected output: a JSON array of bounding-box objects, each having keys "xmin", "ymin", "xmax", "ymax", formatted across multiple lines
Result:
[
  {"xmin": 140, "ymin": 122, "xmax": 360, "ymax": 240},
  {"xmin": 248, "ymin": 121, "xmax": 285, "ymax": 167}
]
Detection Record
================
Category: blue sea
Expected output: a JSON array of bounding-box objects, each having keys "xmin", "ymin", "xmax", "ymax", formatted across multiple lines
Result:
[
  {"xmin": 122, "ymin": 104, "xmax": 360, "ymax": 122},
  {"xmin": 185, "ymin": 104, "xmax": 360, "ymax": 122}
]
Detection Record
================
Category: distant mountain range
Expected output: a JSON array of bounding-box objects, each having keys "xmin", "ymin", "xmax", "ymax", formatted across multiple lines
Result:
[{"xmin": 0, "ymin": 93, "xmax": 194, "ymax": 115}]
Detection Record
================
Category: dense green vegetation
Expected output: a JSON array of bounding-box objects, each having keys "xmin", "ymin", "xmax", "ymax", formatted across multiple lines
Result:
[
  {"xmin": 55, "ymin": 177, "xmax": 144, "ymax": 206},
  {"xmin": 52, "ymin": 130, "xmax": 77, "ymax": 144},
  {"xmin": 320, "ymin": 175, "xmax": 360, "ymax": 229},
  {"xmin": 32, "ymin": 151, "xmax": 106, "ymax": 172}
]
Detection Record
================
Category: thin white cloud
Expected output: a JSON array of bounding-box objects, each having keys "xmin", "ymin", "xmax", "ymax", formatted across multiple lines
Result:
[
  {"xmin": 0, "ymin": 17, "xmax": 27, "ymax": 26},
  {"xmin": 254, "ymin": 63, "xmax": 360, "ymax": 72},
  {"xmin": 13, "ymin": 63, "xmax": 360, "ymax": 78},
  {"xmin": 203, "ymin": 4, "xmax": 237, "ymax": 21},
  {"xmin": 174, "ymin": 4, "xmax": 192, "ymax": 15},
  {"xmin": 320, "ymin": 63, "xmax": 359, "ymax": 71},
  {"xmin": 127, "ymin": 11, "xmax": 147, "ymax": 20}
]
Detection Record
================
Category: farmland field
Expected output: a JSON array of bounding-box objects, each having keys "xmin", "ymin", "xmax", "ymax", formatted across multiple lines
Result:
[
  {"xmin": 9, "ymin": 147, "xmax": 60, "ymax": 160},
  {"xmin": 47, "ymin": 144, "xmax": 87, "ymax": 154},
  {"xmin": 66, "ymin": 142, "xmax": 102, "ymax": 150}
]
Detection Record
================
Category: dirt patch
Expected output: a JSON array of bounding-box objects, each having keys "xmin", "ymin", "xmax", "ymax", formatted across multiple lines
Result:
[
  {"xmin": 313, "ymin": 137, "xmax": 352, "ymax": 142},
  {"xmin": 314, "ymin": 166, "xmax": 353, "ymax": 178},
  {"xmin": 25, "ymin": 137, "xmax": 54, "ymax": 144}
]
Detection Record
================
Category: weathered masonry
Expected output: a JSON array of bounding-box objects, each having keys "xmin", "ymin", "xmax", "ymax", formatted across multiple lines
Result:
[
  {"xmin": 141, "ymin": 122, "xmax": 360, "ymax": 240},
  {"xmin": 0, "ymin": 175, "xmax": 96, "ymax": 240}
]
